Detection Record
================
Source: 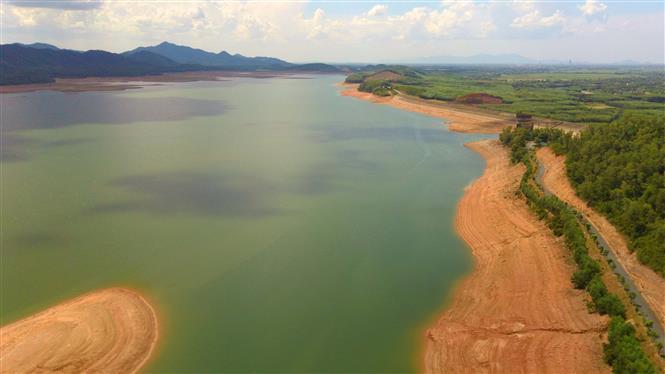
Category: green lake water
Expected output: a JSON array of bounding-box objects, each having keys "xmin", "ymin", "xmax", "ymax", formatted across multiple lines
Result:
[{"xmin": 1, "ymin": 76, "xmax": 488, "ymax": 372}]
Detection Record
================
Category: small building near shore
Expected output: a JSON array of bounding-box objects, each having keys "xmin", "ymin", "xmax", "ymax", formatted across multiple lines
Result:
[{"xmin": 516, "ymin": 112, "xmax": 534, "ymax": 130}]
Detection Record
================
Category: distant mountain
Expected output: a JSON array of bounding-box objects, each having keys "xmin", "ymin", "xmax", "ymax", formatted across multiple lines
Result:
[
  {"xmin": 16, "ymin": 42, "xmax": 60, "ymax": 50},
  {"xmin": 0, "ymin": 43, "xmax": 208, "ymax": 85},
  {"xmin": 124, "ymin": 41, "xmax": 293, "ymax": 69},
  {"xmin": 1, "ymin": 41, "xmax": 342, "ymax": 85},
  {"xmin": 125, "ymin": 50, "xmax": 181, "ymax": 67},
  {"xmin": 287, "ymin": 63, "xmax": 344, "ymax": 73}
]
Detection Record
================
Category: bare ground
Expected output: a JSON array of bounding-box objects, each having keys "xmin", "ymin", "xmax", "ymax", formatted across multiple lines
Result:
[
  {"xmin": 424, "ymin": 140, "xmax": 609, "ymax": 373},
  {"xmin": 0, "ymin": 288, "xmax": 158, "ymax": 373}
]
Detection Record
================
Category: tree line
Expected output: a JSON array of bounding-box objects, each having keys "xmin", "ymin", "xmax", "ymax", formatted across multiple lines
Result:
[
  {"xmin": 514, "ymin": 116, "xmax": 665, "ymax": 277},
  {"xmin": 500, "ymin": 125, "xmax": 657, "ymax": 373}
]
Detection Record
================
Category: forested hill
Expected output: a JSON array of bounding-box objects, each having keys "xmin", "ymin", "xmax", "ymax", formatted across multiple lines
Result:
[
  {"xmin": 0, "ymin": 42, "xmax": 342, "ymax": 85},
  {"xmin": 123, "ymin": 41, "xmax": 292, "ymax": 69},
  {"xmin": 0, "ymin": 43, "xmax": 210, "ymax": 85},
  {"xmin": 564, "ymin": 115, "xmax": 665, "ymax": 276}
]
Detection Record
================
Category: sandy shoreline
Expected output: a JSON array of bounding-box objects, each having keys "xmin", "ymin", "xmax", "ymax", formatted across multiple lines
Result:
[
  {"xmin": 424, "ymin": 140, "xmax": 608, "ymax": 373},
  {"xmin": 339, "ymin": 83, "xmax": 585, "ymax": 134},
  {"xmin": 339, "ymin": 83, "xmax": 514, "ymax": 134},
  {"xmin": 0, "ymin": 288, "xmax": 158, "ymax": 373},
  {"xmin": 536, "ymin": 147, "xmax": 665, "ymax": 332},
  {"xmin": 340, "ymin": 84, "xmax": 609, "ymax": 372}
]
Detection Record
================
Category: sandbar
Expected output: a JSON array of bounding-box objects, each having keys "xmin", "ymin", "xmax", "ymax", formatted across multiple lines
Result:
[{"xmin": 0, "ymin": 288, "xmax": 158, "ymax": 373}]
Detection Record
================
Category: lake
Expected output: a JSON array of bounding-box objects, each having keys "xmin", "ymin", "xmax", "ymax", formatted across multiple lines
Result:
[{"xmin": 1, "ymin": 75, "xmax": 487, "ymax": 372}]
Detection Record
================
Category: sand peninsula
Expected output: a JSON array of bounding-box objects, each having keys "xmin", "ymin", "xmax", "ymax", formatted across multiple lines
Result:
[
  {"xmin": 340, "ymin": 84, "xmax": 610, "ymax": 372},
  {"xmin": 0, "ymin": 288, "xmax": 158, "ymax": 373},
  {"xmin": 536, "ymin": 147, "xmax": 665, "ymax": 333}
]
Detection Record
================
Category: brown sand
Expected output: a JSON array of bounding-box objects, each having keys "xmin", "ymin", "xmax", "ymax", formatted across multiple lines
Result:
[
  {"xmin": 424, "ymin": 140, "xmax": 609, "ymax": 373},
  {"xmin": 536, "ymin": 147, "xmax": 665, "ymax": 330},
  {"xmin": 0, "ymin": 288, "xmax": 158, "ymax": 373},
  {"xmin": 339, "ymin": 83, "xmax": 514, "ymax": 134}
]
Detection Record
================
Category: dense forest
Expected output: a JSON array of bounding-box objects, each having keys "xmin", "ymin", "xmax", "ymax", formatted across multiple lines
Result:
[
  {"xmin": 500, "ymin": 115, "xmax": 665, "ymax": 277},
  {"xmin": 564, "ymin": 116, "xmax": 665, "ymax": 277},
  {"xmin": 0, "ymin": 44, "xmax": 208, "ymax": 85}
]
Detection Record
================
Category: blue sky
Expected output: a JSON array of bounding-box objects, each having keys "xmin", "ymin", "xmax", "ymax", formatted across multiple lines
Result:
[{"xmin": 2, "ymin": 0, "xmax": 663, "ymax": 63}]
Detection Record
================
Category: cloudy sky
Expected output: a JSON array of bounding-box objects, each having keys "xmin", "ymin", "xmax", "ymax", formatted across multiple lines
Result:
[{"xmin": 1, "ymin": 0, "xmax": 663, "ymax": 63}]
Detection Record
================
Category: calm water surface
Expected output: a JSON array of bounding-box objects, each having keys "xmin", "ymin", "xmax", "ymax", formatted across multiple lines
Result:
[{"xmin": 1, "ymin": 76, "xmax": 488, "ymax": 372}]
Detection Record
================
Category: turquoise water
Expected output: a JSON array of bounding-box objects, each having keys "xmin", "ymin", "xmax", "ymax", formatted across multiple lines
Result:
[{"xmin": 1, "ymin": 76, "xmax": 488, "ymax": 372}]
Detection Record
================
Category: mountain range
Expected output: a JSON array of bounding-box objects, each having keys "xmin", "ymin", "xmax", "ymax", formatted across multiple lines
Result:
[
  {"xmin": 124, "ymin": 42, "xmax": 293, "ymax": 69},
  {"xmin": 0, "ymin": 42, "xmax": 341, "ymax": 85}
]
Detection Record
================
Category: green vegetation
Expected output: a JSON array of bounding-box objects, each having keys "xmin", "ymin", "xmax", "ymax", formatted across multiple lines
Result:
[
  {"xmin": 514, "ymin": 115, "xmax": 665, "ymax": 277},
  {"xmin": 346, "ymin": 67, "xmax": 422, "ymax": 96},
  {"xmin": 500, "ymin": 126, "xmax": 624, "ymax": 317},
  {"xmin": 500, "ymin": 125, "xmax": 657, "ymax": 373},
  {"xmin": 564, "ymin": 116, "xmax": 665, "ymax": 276},
  {"xmin": 347, "ymin": 66, "xmax": 665, "ymax": 125},
  {"xmin": 605, "ymin": 316, "xmax": 658, "ymax": 374},
  {"xmin": 358, "ymin": 79, "xmax": 393, "ymax": 96}
]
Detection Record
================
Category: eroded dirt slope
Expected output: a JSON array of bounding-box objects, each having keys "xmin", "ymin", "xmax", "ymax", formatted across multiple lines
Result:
[{"xmin": 425, "ymin": 140, "xmax": 609, "ymax": 373}]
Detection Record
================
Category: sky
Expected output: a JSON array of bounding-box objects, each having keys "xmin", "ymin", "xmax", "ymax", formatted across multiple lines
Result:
[{"xmin": 1, "ymin": 0, "xmax": 664, "ymax": 63}]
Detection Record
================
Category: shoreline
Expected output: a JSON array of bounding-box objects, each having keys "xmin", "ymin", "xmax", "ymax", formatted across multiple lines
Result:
[
  {"xmin": 339, "ymin": 83, "xmax": 513, "ymax": 134},
  {"xmin": 339, "ymin": 84, "xmax": 609, "ymax": 372},
  {"xmin": 0, "ymin": 287, "xmax": 159, "ymax": 373},
  {"xmin": 338, "ymin": 83, "xmax": 585, "ymax": 134},
  {"xmin": 0, "ymin": 70, "xmax": 328, "ymax": 94},
  {"xmin": 424, "ymin": 140, "xmax": 608, "ymax": 373},
  {"xmin": 536, "ymin": 148, "xmax": 665, "ymax": 341}
]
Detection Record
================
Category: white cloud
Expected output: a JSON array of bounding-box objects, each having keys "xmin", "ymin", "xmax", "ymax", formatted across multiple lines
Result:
[
  {"xmin": 579, "ymin": 0, "xmax": 607, "ymax": 16},
  {"xmin": 1, "ymin": 0, "xmax": 661, "ymax": 63},
  {"xmin": 304, "ymin": 8, "xmax": 328, "ymax": 39},
  {"xmin": 512, "ymin": 0, "xmax": 535, "ymax": 13},
  {"xmin": 423, "ymin": 1, "xmax": 475, "ymax": 36},
  {"xmin": 511, "ymin": 9, "xmax": 565, "ymax": 29},
  {"xmin": 367, "ymin": 4, "xmax": 387, "ymax": 17}
]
